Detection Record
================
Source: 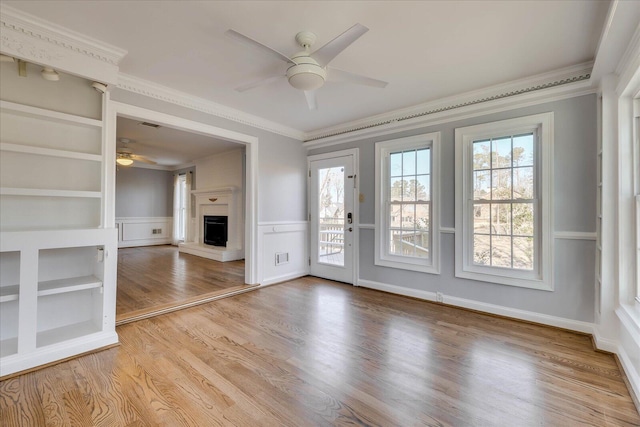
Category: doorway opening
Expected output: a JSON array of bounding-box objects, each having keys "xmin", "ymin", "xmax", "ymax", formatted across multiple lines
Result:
[{"xmin": 109, "ymin": 101, "xmax": 259, "ymax": 324}]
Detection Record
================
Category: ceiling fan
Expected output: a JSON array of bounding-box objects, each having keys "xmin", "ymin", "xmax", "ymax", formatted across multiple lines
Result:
[
  {"xmin": 226, "ymin": 23, "xmax": 388, "ymax": 110},
  {"xmin": 116, "ymin": 138, "xmax": 156, "ymax": 166}
]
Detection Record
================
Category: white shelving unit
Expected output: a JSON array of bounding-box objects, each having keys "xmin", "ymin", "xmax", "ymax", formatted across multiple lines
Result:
[{"xmin": 0, "ymin": 84, "xmax": 118, "ymax": 377}]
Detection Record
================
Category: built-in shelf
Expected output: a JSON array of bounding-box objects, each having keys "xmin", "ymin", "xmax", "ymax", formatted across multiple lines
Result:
[
  {"xmin": 0, "ymin": 337, "xmax": 18, "ymax": 358},
  {"xmin": 36, "ymin": 320, "xmax": 101, "ymax": 348},
  {"xmin": 0, "ymin": 143, "xmax": 102, "ymax": 162},
  {"xmin": 0, "ymin": 100, "xmax": 102, "ymax": 129},
  {"xmin": 0, "ymin": 188, "xmax": 102, "ymax": 198},
  {"xmin": 0, "ymin": 285, "xmax": 19, "ymax": 303},
  {"xmin": 38, "ymin": 276, "xmax": 102, "ymax": 297}
]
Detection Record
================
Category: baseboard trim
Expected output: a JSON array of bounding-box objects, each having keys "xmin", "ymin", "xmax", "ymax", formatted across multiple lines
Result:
[
  {"xmin": 615, "ymin": 344, "xmax": 640, "ymax": 414},
  {"xmin": 261, "ymin": 271, "xmax": 309, "ymax": 287},
  {"xmin": 118, "ymin": 239, "xmax": 172, "ymax": 248}
]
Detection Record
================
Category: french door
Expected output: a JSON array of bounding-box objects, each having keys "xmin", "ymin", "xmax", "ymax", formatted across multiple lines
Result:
[{"xmin": 308, "ymin": 150, "xmax": 357, "ymax": 284}]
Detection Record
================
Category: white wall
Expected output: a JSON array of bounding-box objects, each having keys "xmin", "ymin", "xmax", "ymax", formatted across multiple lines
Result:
[
  {"xmin": 115, "ymin": 167, "xmax": 174, "ymax": 217},
  {"xmin": 195, "ymin": 148, "xmax": 243, "ymax": 189}
]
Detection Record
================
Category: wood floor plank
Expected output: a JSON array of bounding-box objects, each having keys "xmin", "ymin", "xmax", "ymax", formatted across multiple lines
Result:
[
  {"xmin": 1, "ymin": 277, "xmax": 639, "ymax": 426},
  {"xmin": 117, "ymin": 245, "xmax": 246, "ymax": 318}
]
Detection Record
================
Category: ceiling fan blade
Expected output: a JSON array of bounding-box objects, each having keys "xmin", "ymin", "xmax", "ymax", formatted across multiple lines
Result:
[
  {"xmin": 304, "ymin": 90, "xmax": 318, "ymax": 110},
  {"xmin": 235, "ymin": 74, "xmax": 285, "ymax": 92},
  {"xmin": 226, "ymin": 29, "xmax": 295, "ymax": 65},
  {"xmin": 131, "ymin": 154, "xmax": 157, "ymax": 165},
  {"xmin": 311, "ymin": 23, "xmax": 368, "ymax": 67},
  {"xmin": 327, "ymin": 67, "xmax": 388, "ymax": 88}
]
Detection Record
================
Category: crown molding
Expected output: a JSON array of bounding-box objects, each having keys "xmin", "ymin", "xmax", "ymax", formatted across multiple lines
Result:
[
  {"xmin": 117, "ymin": 73, "xmax": 306, "ymax": 141},
  {"xmin": 304, "ymin": 62, "xmax": 594, "ymax": 147},
  {"xmin": 0, "ymin": 4, "xmax": 126, "ymax": 84}
]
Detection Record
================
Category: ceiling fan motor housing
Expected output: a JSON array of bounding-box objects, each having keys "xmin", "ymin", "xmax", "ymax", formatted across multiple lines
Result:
[{"xmin": 286, "ymin": 54, "xmax": 326, "ymax": 91}]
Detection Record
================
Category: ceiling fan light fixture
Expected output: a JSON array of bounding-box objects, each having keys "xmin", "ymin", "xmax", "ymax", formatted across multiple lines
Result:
[
  {"xmin": 116, "ymin": 155, "xmax": 134, "ymax": 166},
  {"xmin": 286, "ymin": 59, "xmax": 326, "ymax": 91}
]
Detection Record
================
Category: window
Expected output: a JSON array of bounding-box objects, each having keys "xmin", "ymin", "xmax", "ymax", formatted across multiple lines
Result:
[
  {"xmin": 455, "ymin": 113, "xmax": 553, "ymax": 290},
  {"xmin": 177, "ymin": 174, "xmax": 187, "ymax": 241},
  {"xmin": 375, "ymin": 133, "xmax": 440, "ymax": 273}
]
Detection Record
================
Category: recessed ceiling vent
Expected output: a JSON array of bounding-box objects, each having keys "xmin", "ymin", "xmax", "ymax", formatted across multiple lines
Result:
[{"xmin": 139, "ymin": 122, "xmax": 160, "ymax": 128}]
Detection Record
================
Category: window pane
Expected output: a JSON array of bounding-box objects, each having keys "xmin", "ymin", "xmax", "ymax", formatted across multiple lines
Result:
[
  {"xmin": 403, "ymin": 151, "xmax": 416, "ymax": 175},
  {"xmin": 390, "ymin": 177, "xmax": 403, "ymax": 201},
  {"xmin": 493, "ymin": 137, "xmax": 512, "ymax": 168},
  {"xmin": 416, "ymin": 148, "xmax": 430, "ymax": 175},
  {"xmin": 512, "ymin": 203, "xmax": 534, "ymax": 236},
  {"xmin": 416, "ymin": 204, "xmax": 430, "ymax": 232},
  {"xmin": 390, "ymin": 204, "xmax": 402, "ymax": 228},
  {"xmin": 474, "ymin": 170, "xmax": 490, "ymax": 200},
  {"xmin": 513, "ymin": 133, "xmax": 534, "ymax": 167},
  {"xmin": 416, "ymin": 175, "xmax": 430, "ymax": 201},
  {"xmin": 402, "ymin": 204, "xmax": 415, "ymax": 229},
  {"xmin": 513, "ymin": 237, "xmax": 534, "ymax": 270},
  {"xmin": 403, "ymin": 179, "xmax": 416, "ymax": 202},
  {"xmin": 389, "ymin": 230, "xmax": 403, "ymax": 255},
  {"xmin": 473, "ymin": 204, "xmax": 491, "ymax": 234},
  {"xmin": 390, "ymin": 152, "xmax": 403, "ymax": 177},
  {"xmin": 492, "ymin": 204, "xmax": 512, "ymax": 236},
  {"xmin": 473, "ymin": 140, "xmax": 490, "ymax": 170},
  {"xmin": 492, "ymin": 169, "xmax": 512, "ymax": 200},
  {"xmin": 473, "ymin": 234, "xmax": 491, "ymax": 265},
  {"xmin": 513, "ymin": 166, "xmax": 534, "ymax": 199},
  {"xmin": 492, "ymin": 236, "xmax": 512, "ymax": 267},
  {"xmin": 416, "ymin": 232, "xmax": 429, "ymax": 259}
]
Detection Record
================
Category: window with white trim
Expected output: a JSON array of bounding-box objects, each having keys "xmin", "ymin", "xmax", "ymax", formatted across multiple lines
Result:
[
  {"xmin": 375, "ymin": 133, "xmax": 440, "ymax": 274},
  {"xmin": 455, "ymin": 113, "xmax": 553, "ymax": 290}
]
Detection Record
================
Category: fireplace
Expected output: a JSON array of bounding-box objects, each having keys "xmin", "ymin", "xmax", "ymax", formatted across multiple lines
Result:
[{"xmin": 203, "ymin": 216, "xmax": 227, "ymax": 247}]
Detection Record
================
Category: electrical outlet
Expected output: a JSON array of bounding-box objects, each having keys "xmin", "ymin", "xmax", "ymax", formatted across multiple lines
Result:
[{"xmin": 436, "ymin": 292, "xmax": 444, "ymax": 303}]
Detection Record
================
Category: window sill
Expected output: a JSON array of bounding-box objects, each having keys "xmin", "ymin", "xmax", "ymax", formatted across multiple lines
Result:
[{"xmin": 455, "ymin": 268, "xmax": 553, "ymax": 291}]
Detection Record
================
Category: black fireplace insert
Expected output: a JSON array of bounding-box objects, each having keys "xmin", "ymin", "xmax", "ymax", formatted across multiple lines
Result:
[{"xmin": 203, "ymin": 215, "xmax": 227, "ymax": 247}]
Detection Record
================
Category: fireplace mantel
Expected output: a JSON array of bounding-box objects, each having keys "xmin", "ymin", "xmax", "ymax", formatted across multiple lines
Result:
[{"xmin": 179, "ymin": 186, "xmax": 244, "ymax": 262}]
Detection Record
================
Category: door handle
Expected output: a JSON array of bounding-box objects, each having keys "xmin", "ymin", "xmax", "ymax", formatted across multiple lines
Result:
[{"xmin": 348, "ymin": 227, "xmax": 353, "ymax": 232}]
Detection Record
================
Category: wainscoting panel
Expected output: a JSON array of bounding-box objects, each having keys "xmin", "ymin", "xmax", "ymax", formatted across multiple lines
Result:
[
  {"xmin": 258, "ymin": 222, "xmax": 308, "ymax": 286},
  {"xmin": 116, "ymin": 217, "xmax": 172, "ymax": 248}
]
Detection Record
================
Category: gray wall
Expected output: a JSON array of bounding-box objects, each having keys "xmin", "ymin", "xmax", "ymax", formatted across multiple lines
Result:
[
  {"xmin": 111, "ymin": 89, "xmax": 307, "ymax": 223},
  {"xmin": 115, "ymin": 167, "xmax": 174, "ymax": 217},
  {"xmin": 309, "ymin": 94, "xmax": 597, "ymax": 322}
]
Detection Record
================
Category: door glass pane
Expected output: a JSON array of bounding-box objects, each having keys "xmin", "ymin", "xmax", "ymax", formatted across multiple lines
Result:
[{"xmin": 318, "ymin": 166, "xmax": 345, "ymax": 266}]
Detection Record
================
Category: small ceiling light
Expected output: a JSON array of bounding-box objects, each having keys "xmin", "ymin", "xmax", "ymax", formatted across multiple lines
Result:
[
  {"xmin": 41, "ymin": 67, "xmax": 59, "ymax": 81},
  {"xmin": 116, "ymin": 157, "xmax": 134, "ymax": 166},
  {"xmin": 92, "ymin": 81, "xmax": 107, "ymax": 93}
]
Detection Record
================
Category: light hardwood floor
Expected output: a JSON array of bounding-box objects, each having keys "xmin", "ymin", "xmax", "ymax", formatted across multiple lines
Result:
[
  {"xmin": 116, "ymin": 245, "xmax": 247, "ymax": 322},
  {"xmin": 1, "ymin": 277, "xmax": 638, "ymax": 426}
]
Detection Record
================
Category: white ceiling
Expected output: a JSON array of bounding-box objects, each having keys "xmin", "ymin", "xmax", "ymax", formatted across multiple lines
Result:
[
  {"xmin": 116, "ymin": 117, "xmax": 242, "ymax": 168},
  {"xmin": 5, "ymin": 1, "xmax": 610, "ymax": 135}
]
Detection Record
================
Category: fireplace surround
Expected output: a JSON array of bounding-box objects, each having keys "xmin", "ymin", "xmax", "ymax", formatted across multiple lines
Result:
[{"xmin": 178, "ymin": 186, "xmax": 243, "ymax": 262}]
